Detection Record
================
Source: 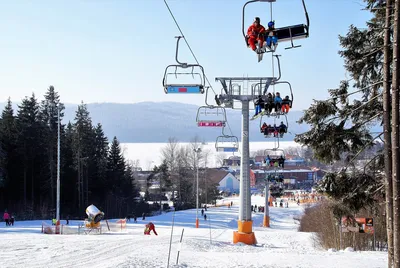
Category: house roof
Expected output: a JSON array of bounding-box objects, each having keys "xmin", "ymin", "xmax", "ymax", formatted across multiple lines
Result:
[{"xmin": 205, "ymin": 168, "xmax": 230, "ymax": 185}]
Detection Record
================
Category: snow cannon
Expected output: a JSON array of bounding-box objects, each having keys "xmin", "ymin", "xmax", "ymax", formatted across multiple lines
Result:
[{"xmin": 86, "ymin": 204, "xmax": 104, "ymax": 224}]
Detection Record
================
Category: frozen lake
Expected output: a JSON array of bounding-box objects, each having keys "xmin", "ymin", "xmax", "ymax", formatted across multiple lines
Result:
[{"xmin": 121, "ymin": 141, "xmax": 299, "ymax": 170}]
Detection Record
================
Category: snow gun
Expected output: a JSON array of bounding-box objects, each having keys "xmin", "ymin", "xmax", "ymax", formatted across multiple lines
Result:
[{"xmin": 85, "ymin": 204, "xmax": 104, "ymax": 228}]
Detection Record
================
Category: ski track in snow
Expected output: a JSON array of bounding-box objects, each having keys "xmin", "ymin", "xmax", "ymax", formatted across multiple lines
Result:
[{"xmin": 0, "ymin": 196, "xmax": 387, "ymax": 268}]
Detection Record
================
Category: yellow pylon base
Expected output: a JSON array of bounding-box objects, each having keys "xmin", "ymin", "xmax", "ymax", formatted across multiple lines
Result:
[
  {"xmin": 263, "ymin": 215, "xmax": 270, "ymax": 227},
  {"xmin": 233, "ymin": 220, "xmax": 257, "ymax": 245}
]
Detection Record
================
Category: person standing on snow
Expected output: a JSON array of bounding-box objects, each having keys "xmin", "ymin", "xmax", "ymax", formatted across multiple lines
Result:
[
  {"xmin": 144, "ymin": 222, "xmax": 158, "ymax": 235},
  {"xmin": 3, "ymin": 211, "xmax": 9, "ymax": 226}
]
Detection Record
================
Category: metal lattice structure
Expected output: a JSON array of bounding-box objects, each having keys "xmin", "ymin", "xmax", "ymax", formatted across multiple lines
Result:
[{"xmin": 214, "ymin": 75, "xmax": 278, "ymax": 223}]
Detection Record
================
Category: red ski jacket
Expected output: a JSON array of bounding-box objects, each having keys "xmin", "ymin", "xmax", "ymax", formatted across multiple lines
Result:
[{"xmin": 247, "ymin": 24, "xmax": 266, "ymax": 37}]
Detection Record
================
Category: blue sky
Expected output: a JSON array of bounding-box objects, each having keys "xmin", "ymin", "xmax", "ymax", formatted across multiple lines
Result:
[{"xmin": 0, "ymin": 0, "xmax": 372, "ymax": 111}]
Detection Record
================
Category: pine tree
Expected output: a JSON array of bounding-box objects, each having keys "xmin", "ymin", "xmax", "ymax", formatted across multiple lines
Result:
[
  {"xmin": 207, "ymin": 182, "xmax": 222, "ymax": 205},
  {"xmin": 40, "ymin": 86, "xmax": 65, "ymax": 210},
  {"xmin": 0, "ymin": 92, "xmax": 128, "ymax": 219},
  {"xmin": 124, "ymin": 162, "xmax": 139, "ymax": 198},
  {"xmin": 106, "ymin": 136, "xmax": 126, "ymax": 190},
  {"xmin": 294, "ymin": 1, "xmax": 397, "ymax": 265},
  {"xmin": 0, "ymin": 98, "xmax": 19, "ymax": 207},
  {"xmin": 391, "ymin": 0, "xmax": 400, "ymax": 265},
  {"xmin": 106, "ymin": 136, "xmax": 127, "ymax": 217},
  {"xmin": 72, "ymin": 101, "xmax": 95, "ymax": 209},
  {"xmin": 61, "ymin": 122, "xmax": 77, "ymax": 214},
  {"xmin": 92, "ymin": 123, "xmax": 109, "ymax": 204},
  {"xmin": 16, "ymin": 93, "xmax": 45, "ymax": 211},
  {"xmin": 295, "ymin": 0, "xmax": 387, "ymax": 194}
]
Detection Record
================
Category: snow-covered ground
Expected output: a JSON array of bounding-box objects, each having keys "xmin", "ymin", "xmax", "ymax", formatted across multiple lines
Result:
[{"xmin": 0, "ymin": 196, "xmax": 387, "ymax": 268}]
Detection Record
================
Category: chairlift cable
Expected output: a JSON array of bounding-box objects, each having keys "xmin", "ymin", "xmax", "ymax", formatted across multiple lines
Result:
[
  {"xmin": 163, "ymin": 1, "xmax": 236, "ymax": 139},
  {"xmin": 163, "ymin": 0, "xmax": 217, "ymax": 95},
  {"xmin": 270, "ymin": 1, "xmax": 273, "ymax": 23}
]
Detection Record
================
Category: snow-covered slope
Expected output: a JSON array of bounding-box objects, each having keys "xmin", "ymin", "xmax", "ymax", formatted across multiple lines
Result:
[{"xmin": 0, "ymin": 196, "xmax": 387, "ymax": 268}]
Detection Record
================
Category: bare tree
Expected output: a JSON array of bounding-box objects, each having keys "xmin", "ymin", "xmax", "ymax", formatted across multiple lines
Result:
[
  {"xmin": 201, "ymin": 148, "xmax": 212, "ymax": 168},
  {"xmin": 127, "ymin": 159, "xmax": 141, "ymax": 171},
  {"xmin": 215, "ymin": 153, "xmax": 226, "ymax": 167},
  {"xmin": 160, "ymin": 137, "xmax": 180, "ymax": 200},
  {"xmin": 251, "ymin": 149, "xmax": 265, "ymax": 158},
  {"xmin": 161, "ymin": 137, "xmax": 180, "ymax": 172},
  {"xmin": 175, "ymin": 145, "xmax": 194, "ymax": 203},
  {"xmin": 284, "ymin": 146, "xmax": 306, "ymax": 157},
  {"xmin": 201, "ymin": 148, "xmax": 212, "ymax": 204},
  {"xmin": 186, "ymin": 135, "xmax": 203, "ymax": 196},
  {"xmin": 188, "ymin": 135, "xmax": 204, "ymax": 163},
  {"xmin": 145, "ymin": 160, "xmax": 155, "ymax": 171}
]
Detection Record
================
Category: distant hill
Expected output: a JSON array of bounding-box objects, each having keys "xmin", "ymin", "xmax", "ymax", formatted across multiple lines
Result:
[{"xmin": 0, "ymin": 101, "xmax": 381, "ymax": 143}]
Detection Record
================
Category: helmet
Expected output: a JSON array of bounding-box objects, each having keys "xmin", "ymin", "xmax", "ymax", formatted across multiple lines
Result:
[{"xmin": 268, "ymin": 21, "xmax": 275, "ymax": 28}]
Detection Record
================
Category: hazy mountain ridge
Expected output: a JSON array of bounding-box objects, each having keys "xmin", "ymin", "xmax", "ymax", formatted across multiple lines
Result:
[{"xmin": 0, "ymin": 101, "xmax": 381, "ymax": 143}]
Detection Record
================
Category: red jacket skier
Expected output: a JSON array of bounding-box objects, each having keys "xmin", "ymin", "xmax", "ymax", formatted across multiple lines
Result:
[
  {"xmin": 246, "ymin": 17, "xmax": 266, "ymax": 53},
  {"xmin": 144, "ymin": 222, "xmax": 158, "ymax": 235}
]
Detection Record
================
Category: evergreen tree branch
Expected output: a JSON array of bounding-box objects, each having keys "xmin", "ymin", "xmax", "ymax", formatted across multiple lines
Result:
[{"xmin": 343, "ymin": 132, "xmax": 383, "ymax": 171}]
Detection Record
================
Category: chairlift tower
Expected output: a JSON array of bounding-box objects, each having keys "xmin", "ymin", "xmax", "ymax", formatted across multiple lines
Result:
[
  {"xmin": 215, "ymin": 70, "xmax": 280, "ymax": 244},
  {"xmin": 264, "ymin": 177, "xmax": 270, "ymax": 227}
]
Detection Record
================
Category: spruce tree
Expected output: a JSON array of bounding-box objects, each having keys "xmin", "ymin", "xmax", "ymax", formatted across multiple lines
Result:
[
  {"xmin": 92, "ymin": 123, "xmax": 109, "ymax": 204},
  {"xmin": 124, "ymin": 162, "xmax": 139, "ymax": 198},
  {"xmin": 294, "ymin": 1, "xmax": 396, "ymax": 264},
  {"xmin": 61, "ymin": 122, "xmax": 77, "ymax": 214},
  {"xmin": 0, "ymin": 98, "xmax": 19, "ymax": 207},
  {"xmin": 72, "ymin": 101, "xmax": 95, "ymax": 209},
  {"xmin": 16, "ymin": 93, "xmax": 45, "ymax": 211},
  {"xmin": 40, "ymin": 86, "xmax": 65, "ymax": 210},
  {"xmin": 106, "ymin": 136, "xmax": 126, "ymax": 192}
]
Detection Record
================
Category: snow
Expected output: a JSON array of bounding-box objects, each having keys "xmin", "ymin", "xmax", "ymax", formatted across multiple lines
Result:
[{"xmin": 0, "ymin": 196, "xmax": 387, "ymax": 268}]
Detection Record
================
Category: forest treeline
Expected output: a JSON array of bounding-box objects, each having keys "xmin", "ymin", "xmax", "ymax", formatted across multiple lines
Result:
[
  {"xmin": 0, "ymin": 86, "xmax": 139, "ymax": 220},
  {"xmin": 0, "ymin": 87, "xmax": 223, "ymax": 220}
]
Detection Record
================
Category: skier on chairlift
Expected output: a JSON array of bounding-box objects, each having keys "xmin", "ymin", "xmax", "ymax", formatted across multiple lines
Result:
[
  {"xmin": 246, "ymin": 17, "xmax": 267, "ymax": 54},
  {"xmin": 265, "ymin": 21, "xmax": 278, "ymax": 51},
  {"xmin": 254, "ymin": 95, "xmax": 264, "ymax": 116}
]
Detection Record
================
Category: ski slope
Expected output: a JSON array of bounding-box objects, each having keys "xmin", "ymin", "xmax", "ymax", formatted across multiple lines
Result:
[{"xmin": 0, "ymin": 196, "xmax": 387, "ymax": 268}]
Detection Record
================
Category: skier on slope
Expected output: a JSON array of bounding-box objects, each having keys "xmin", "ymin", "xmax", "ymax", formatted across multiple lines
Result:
[
  {"xmin": 144, "ymin": 222, "xmax": 158, "ymax": 235},
  {"xmin": 3, "ymin": 211, "xmax": 9, "ymax": 226}
]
